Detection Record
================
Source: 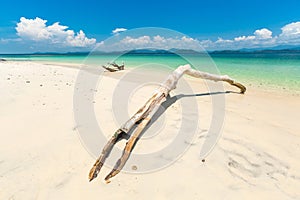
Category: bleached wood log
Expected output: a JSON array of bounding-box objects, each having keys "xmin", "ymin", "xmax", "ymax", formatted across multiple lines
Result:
[{"xmin": 89, "ymin": 64, "xmax": 246, "ymax": 182}]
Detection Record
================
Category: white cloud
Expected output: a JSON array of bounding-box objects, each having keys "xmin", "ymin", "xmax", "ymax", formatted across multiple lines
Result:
[
  {"xmin": 16, "ymin": 17, "xmax": 96, "ymax": 47},
  {"xmin": 280, "ymin": 22, "xmax": 300, "ymax": 38},
  {"xmin": 216, "ymin": 37, "xmax": 233, "ymax": 43},
  {"xmin": 66, "ymin": 30, "xmax": 96, "ymax": 47},
  {"xmin": 181, "ymin": 36, "xmax": 196, "ymax": 43},
  {"xmin": 254, "ymin": 28, "xmax": 272, "ymax": 39},
  {"xmin": 107, "ymin": 35, "xmax": 202, "ymax": 51},
  {"xmin": 153, "ymin": 35, "xmax": 165, "ymax": 43},
  {"xmin": 234, "ymin": 35, "xmax": 255, "ymax": 41},
  {"xmin": 16, "ymin": 17, "xmax": 51, "ymax": 40},
  {"xmin": 212, "ymin": 38, "xmax": 234, "ymax": 49},
  {"xmin": 112, "ymin": 28, "xmax": 127, "ymax": 34},
  {"xmin": 121, "ymin": 36, "xmax": 151, "ymax": 45},
  {"xmin": 279, "ymin": 22, "xmax": 300, "ymax": 43},
  {"xmin": 198, "ymin": 39, "xmax": 214, "ymax": 49}
]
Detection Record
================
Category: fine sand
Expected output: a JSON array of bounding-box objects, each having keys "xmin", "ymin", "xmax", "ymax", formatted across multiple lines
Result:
[{"xmin": 0, "ymin": 61, "xmax": 299, "ymax": 199}]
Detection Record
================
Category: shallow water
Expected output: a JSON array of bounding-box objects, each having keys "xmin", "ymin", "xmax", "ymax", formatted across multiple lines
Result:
[{"xmin": 1, "ymin": 53, "xmax": 300, "ymax": 92}]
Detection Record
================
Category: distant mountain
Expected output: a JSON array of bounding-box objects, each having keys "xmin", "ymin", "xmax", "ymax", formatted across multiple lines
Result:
[
  {"xmin": 125, "ymin": 49, "xmax": 172, "ymax": 54},
  {"xmin": 168, "ymin": 48, "xmax": 202, "ymax": 54},
  {"xmin": 211, "ymin": 45, "xmax": 300, "ymax": 54},
  {"xmin": 237, "ymin": 45, "xmax": 300, "ymax": 52},
  {"xmin": 264, "ymin": 45, "xmax": 300, "ymax": 51},
  {"xmin": 9, "ymin": 51, "xmax": 91, "ymax": 56}
]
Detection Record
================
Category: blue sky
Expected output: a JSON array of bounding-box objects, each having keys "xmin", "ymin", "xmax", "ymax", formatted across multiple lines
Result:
[{"xmin": 1, "ymin": 0, "xmax": 300, "ymax": 53}]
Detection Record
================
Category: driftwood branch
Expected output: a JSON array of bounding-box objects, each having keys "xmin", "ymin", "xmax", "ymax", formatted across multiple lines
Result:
[
  {"xmin": 102, "ymin": 62, "xmax": 125, "ymax": 72},
  {"xmin": 110, "ymin": 62, "xmax": 125, "ymax": 70},
  {"xmin": 89, "ymin": 64, "xmax": 246, "ymax": 183}
]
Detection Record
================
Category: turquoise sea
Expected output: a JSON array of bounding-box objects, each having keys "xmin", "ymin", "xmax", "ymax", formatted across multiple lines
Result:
[{"xmin": 1, "ymin": 53, "xmax": 300, "ymax": 93}]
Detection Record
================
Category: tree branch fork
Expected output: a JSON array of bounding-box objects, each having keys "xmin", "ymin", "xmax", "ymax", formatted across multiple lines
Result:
[{"xmin": 89, "ymin": 64, "xmax": 246, "ymax": 183}]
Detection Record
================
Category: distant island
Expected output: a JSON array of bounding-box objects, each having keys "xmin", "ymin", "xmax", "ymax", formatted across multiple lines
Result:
[{"xmin": 1, "ymin": 46, "xmax": 300, "ymax": 56}]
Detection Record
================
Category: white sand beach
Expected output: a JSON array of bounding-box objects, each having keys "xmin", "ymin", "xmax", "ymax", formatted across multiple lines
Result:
[{"xmin": 0, "ymin": 61, "xmax": 300, "ymax": 199}]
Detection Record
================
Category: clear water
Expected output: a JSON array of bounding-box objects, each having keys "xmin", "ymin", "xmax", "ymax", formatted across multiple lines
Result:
[{"xmin": 1, "ymin": 53, "xmax": 300, "ymax": 92}]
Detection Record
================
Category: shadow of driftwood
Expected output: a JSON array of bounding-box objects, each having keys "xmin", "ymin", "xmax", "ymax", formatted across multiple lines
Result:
[
  {"xmin": 141, "ymin": 91, "xmax": 234, "ymax": 135},
  {"xmin": 118, "ymin": 90, "xmax": 237, "ymax": 148}
]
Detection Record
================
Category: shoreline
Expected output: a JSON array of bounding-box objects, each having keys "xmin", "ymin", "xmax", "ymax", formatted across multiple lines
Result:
[{"xmin": 4, "ymin": 60, "xmax": 300, "ymax": 96}]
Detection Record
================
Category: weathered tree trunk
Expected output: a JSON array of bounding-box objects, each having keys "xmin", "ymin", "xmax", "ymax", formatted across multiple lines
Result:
[{"xmin": 89, "ymin": 64, "xmax": 246, "ymax": 183}]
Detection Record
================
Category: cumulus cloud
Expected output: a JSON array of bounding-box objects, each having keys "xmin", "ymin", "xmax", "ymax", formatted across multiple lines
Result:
[
  {"xmin": 116, "ymin": 35, "xmax": 202, "ymax": 51},
  {"xmin": 280, "ymin": 22, "xmax": 300, "ymax": 38},
  {"xmin": 234, "ymin": 35, "xmax": 255, "ymax": 41},
  {"xmin": 112, "ymin": 28, "xmax": 127, "ymax": 34},
  {"xmin": 254, "ymin": 28, "xmax": 272, "ymax": 39},
  {"xmin": 278, "ymin": 22, "xmax": 300, "ymax": 44},
  {"xmin": 16, "ymin": 17, "xmax": 96, "ymax": 47},
  {"xmin": 121, "ymin": 35, "xmax": 151, "ymax": 45},
  {"xmin": 16, "ymin": 17, "xmax": 51, "ymax": 40},
  {"xmin": 216, "ymin": 37, "xmax": 234, "ymax": 43},
  {"xmin": 233, "ymin": 28, "xmax": 272, "ymax": 42}
]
